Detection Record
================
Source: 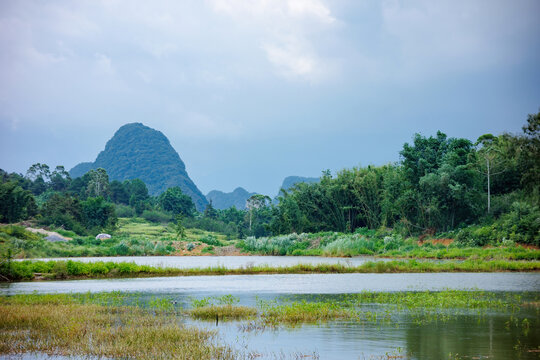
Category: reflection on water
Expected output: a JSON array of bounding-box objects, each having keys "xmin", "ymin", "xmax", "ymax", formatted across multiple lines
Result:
[
  {"xmin": 196, "ymin": 310, "xmax": 539, "ymax": 360},
  {"xmin": 1, "ymin": 272, "xmax": 539, "ymax": 295}
]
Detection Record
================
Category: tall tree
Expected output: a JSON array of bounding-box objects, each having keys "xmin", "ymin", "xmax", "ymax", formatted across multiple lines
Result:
[
  {"xmin": 158, "ymin": 186, "xmax": 195, "ymax": 217},
  {"xmin": 0, "ymin": 182, "xmax": 37, "ymax": 223},
  {"xmin": 474, "ymin": 134, "xmax": 506, "ymax": 214},
  {"xmin": 246, "ymin": 194, "xmax": 271, "ymax": 231},
  {"xmin": 86, "ymin": 168, "xmax": 110, "ymax": 198}
]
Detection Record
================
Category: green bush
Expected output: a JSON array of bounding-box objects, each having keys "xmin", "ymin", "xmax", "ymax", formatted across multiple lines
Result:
[
  {"xmin": 244, "ymin": 233, "xmax": 310, "ymax": 255},
  {"xmin": 153, "ymin": 242, "xmax": 169, "ymax": 255},
  {"xmin": 0, "ymin": 226, "xmax": 40, "ymax": 241},
  {"xmin": 323, "ymin": 235, "xmax": 376, "ymax": 256},
  {"xmin": 141, "ymin": 210, "xmax": 172, "ymax": 223},
  {"xmin": 51, "ymin": 261, "xmax": 68, "ymax": 279},
  {"xmin": 199, "ymin": 234, "xmax": 222, "ymax": 247},
  {"xmin": 67, "ymin": 260, "xmax": 89, "ymax": 276},
  {"xmin": 89, "ymin": 262, "xmax": 109, "ymax": 275},
  {"xmin": 111, "ymin": 241, "xmax": 130, "ymax": 256},
  {"xmin": 115, "ymin": 205, "xmax": 135, "ymax": 218}
]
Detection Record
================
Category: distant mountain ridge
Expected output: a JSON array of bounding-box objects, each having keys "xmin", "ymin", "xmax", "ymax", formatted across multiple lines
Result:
[
  {"xmin": 278, "ymin": 176, "xmax": 319, "ymax": 194},
  {"xmin": 70, "ymin": 123, "xmax": 208, "ymax": 211},
  {"xmin": 206, "ymin": 187, "xmax": 257, "ymax": 210}
]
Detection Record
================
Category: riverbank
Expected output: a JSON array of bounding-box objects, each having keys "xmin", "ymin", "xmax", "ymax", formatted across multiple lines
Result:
[{"xmin": 2, "ymin": 258, "xmax": 539, "ymax": 281}]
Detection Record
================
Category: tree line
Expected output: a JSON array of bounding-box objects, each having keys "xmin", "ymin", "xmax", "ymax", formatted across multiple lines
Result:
[{"xmin": 1, "ymin": 111, "xmax": 538, "ymax": 244}]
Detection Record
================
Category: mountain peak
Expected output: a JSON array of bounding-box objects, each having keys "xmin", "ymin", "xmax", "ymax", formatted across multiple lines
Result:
[{"xmin": 70, "ymin": 123, "xmax": 207, "ymax": 211}]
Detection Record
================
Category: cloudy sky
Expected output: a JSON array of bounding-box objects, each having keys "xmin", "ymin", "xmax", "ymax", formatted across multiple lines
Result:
[{"xmin": 1, "ymin": 0, "xmax": 539, "ymax": 196}]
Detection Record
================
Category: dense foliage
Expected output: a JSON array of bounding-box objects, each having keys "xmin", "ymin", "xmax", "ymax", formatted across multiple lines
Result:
[{"xmin": 1, "ymin": 111, "xmax": 538, "ymax": 250}]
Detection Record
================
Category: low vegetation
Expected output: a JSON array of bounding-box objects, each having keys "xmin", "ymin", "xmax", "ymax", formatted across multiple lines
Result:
[
  {"xmin": 0, "ymin": 292, "xmax": 236, "ymax": 360},
  {"xmin": 1, "ymin": 290, "xmax": 536, "ymax": 359},
  {"xmin": 183, "ymin": 290, "xmax": 534, "ymax": 326},
  {"xmin": 0, "ymin": 218, "xmax": 230, "ymax": 258},
  {"xmin": 238, "ymin": 229, "xmax": 540, "ymax": 260},
  {"xmin": 2, "ymin": 258, "xmax": 539, "ymax": 281}
]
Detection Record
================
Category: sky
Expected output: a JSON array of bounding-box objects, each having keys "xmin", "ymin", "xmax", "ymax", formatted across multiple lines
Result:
[{"xmin": 1, "ymin": 0, "xmax": 539, "ymax": 196}]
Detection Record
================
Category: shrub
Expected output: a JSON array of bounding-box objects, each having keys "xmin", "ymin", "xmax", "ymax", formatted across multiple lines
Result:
[
  {"xmin": 383, "ymin": 235, "xmax": 403, "ymax": 251},
  {"xmin": 66, "ymin": 260, "xmax": 89, "ymax": 276},
  {"xmin": 199, "ymin": 234, "xmax": 222, "ymax": 247},
  {"xmin": 141, "ymin": 210, "xmax": 172, "ymax": 223},
  {"xmin": 51, "ymin": 261, "xmax": 68, "ymax": 279},
  {"xmin": 112, "ymin": 241, "xmax": 130, "ymax": 256},
  {"xmin": 153, "ymin": 242, "xmax": 169, "ymax": 255},
  {"xmin": 244, "ymin": 233, "xmax": 309, "ymax": 255},
  {"xmin": 115, "ymin": 205, "xmax": 135, "ymax": 218},
  {"xmin": 89, "ymin": 262, "xmax": 109, "ymax": 275},
  {"xmin": 0, "ymin": 226, "xmax": 40, "ymax": 241},
  {"xmin": 323, "ymin": 234, "xmax": 376, "ymax": 256}
]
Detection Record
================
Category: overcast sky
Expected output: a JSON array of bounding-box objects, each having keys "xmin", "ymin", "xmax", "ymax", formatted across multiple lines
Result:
[{"xmin": 1, "ymin": 0, "xmax": 539, "ymax": 196}]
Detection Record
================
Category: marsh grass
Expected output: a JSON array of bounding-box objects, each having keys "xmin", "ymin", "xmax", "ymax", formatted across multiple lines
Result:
[
  {"xmin": 0, "ymin": 295, "xmax": 237, "ymax": 360},
  {"xmin": 187, "ymin": 295, "xmax": 257, "ymax": 320},
  {"xmin": 188, "ymin": 305, "xmax": 258, "ymax": 320},
  {"xmin": 1, "ymin": 290, "xmax": 537, "ymax": 359},
  {"xmin": 187, "ymin": 290, "xmax": 534, "ymax": 328}
]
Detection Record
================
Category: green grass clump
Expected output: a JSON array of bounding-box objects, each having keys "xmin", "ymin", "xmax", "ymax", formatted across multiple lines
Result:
[
  {"xmin": 259, "ymin": 299, "xmax": 353, "ymax": 324},
  {"xmin": 189, "ymin": 305, "xmax": 257, "ymax": 320}
]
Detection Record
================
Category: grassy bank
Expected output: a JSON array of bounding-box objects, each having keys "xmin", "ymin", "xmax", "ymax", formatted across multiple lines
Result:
[
  {"xmin": 2, "ymin": 258, "xmax": 539, "ymax": 281},
  {"xmin": 239, "ymin": 231, "xmax": 540, "ymax": 260},
  {"xmin": 0, "ymin": 293, "xmax": 236, "ymax": 360},
  {"xmin": 0, "ymin": 219, "xmax": 231, "ymax": 258},
  {"xmin": 3, "ymin": 219, "xmax": 539, "ymax": 261}
]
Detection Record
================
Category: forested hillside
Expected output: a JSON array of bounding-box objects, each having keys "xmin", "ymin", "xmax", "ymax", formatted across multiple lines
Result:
[{"xmin": 70, "ymin": 123, "xmax": 207, "ymax": 211}]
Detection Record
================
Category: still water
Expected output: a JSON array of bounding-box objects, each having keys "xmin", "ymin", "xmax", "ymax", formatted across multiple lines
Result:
[
  {"xmin": 1, "ymin": 272, "xmax": 539, "ymax": 295},
  {"xmin": 22, "ymin": 255, "xmax": 394, "ymax": 268},
  {"xmin": 1, "ymin": 265, "xmax": 539, "ymax": 359}
]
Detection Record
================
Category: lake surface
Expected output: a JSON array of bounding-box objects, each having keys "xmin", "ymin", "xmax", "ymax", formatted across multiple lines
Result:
[
  {"xmin": 2, "ymin": 267, "xmax": 539, "ymax": 359},
  {"xmin": 22, "ymin": 255, "xmax": 395, "ymax": 268},
  {"xmin": 201, "ymin": 308, "xmax": 539, "ymax": 360},
  {"xmin": 1, "ymin": 272, "xmax": 539, "ymax": 295}
]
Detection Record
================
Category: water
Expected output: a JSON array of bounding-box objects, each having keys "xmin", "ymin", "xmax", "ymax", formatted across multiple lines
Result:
[
  {"xmin": 200, "ymin": 311, "xmax": 539, "ymax": 360},
  {"xmin": 1, "ymin": 272, "xmax": 539, "ymax": 295},
  {"xmin": 1, "ymin": 268, "xmax": 539, "ymax": 359},
  {"xmin": 19, "ymin": 255, "xmax": 395, "ymax": 268}
]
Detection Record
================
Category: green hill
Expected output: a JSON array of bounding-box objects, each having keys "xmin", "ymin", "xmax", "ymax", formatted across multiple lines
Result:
[
  {"xmin": 206, "ymin": 187, "xmax": 257, "ymax": 210},
  {"xmin": 70, "ymin": 123, "xmax": 208, "ymax": 211}
]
